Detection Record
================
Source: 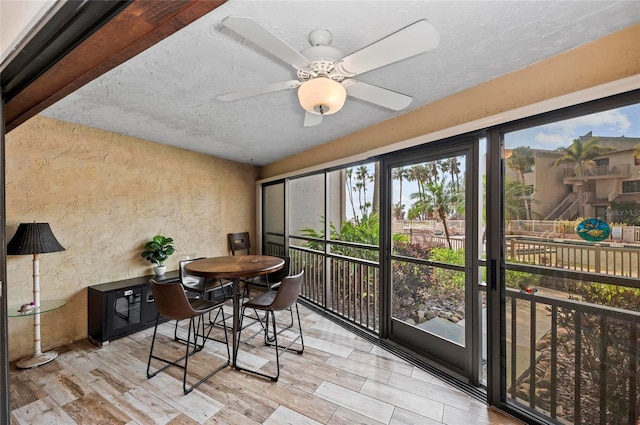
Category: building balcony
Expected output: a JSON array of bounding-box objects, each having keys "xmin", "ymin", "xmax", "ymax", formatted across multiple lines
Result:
[{"xmin": 563, "ymin": 163, "xmax": 631, "ymax": 182}]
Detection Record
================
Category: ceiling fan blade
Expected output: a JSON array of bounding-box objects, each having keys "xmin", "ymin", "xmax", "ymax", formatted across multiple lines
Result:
[
  {"xmin": 217, "ymin": 80, "xmax": 301, "ymax": 101},
  {"xmin": 344, "ymin": 79, "xmax": 413, "ymax": 111},
  {"xmin": 336, "ymin": 19, "xmax": 439, "ymax": 76},
  {"xmin": 303, "ymin": 112, "xmax": 323, "ymax": 127},
  {"xmin": 222, "ymin": 16, "xmax": 311, "ymax": 69}
]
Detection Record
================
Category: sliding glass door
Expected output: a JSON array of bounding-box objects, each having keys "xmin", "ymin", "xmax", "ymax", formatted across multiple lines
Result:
[{"xmin": 383, "ymin": 136, "xmax": 485, "ymax": 381}]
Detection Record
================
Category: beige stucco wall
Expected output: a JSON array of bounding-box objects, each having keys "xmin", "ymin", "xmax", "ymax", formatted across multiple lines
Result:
[
  {"xmin": 261, "ymin": 24, "xmax": 640, "ymax": 179},
  {"xmin": 531, "ymin": 153, "xmax": 568, "ymax": 219},
  {"xmin": 5, "ymin": 116, "xmax": 258, "ymax": 361}
]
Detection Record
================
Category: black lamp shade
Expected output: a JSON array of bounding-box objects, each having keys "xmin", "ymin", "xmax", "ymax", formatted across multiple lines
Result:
[{"xmin": 7, "ymin": 223, "xmax": 65, "ymax": 255}]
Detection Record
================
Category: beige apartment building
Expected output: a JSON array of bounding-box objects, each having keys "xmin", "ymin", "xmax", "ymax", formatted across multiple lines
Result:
[{"xmin": 507, "ymin": 132, "xmax": 640, "ymax": 223}]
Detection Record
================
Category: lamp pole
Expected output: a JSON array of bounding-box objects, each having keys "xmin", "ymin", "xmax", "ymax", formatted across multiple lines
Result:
[
  {"xmin": 15, "ymin": 252, "xmax": 58, "ymax": 369},
  {"xmin": 32, "ymin": 253, "xmax": 43, "ymax": 356},
  {"xmin": 7, "ymin": 223, "xmax": 65, "ymax": 369}
]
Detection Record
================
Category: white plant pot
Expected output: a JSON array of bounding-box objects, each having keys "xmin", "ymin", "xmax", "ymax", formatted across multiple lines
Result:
[{"xmin": 153, "ymin": 265, "xmax": 167, "ymax": 276}]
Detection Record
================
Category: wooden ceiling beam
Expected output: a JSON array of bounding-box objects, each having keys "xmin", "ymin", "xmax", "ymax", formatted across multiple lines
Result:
[{"xmin": 5, "ymin": 0, "xmax": 226, "ymax": 132}]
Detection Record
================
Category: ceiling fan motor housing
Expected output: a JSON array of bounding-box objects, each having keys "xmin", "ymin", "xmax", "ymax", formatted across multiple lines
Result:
[{"xmin": 297, "ymin": 60, "xmax": 344, "ymax": 82}]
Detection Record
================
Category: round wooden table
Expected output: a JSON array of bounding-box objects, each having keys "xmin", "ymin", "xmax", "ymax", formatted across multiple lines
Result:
[{"xmin": 184, "ymin": 255, "xmax": 284, "ymax": 367}]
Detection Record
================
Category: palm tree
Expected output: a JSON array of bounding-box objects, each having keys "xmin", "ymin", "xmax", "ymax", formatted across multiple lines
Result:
[
  {"xmin": 424, "ymin": 179, "xmax": 460, "ymax": 249},
  {"xmin": 553, "ymin": 137, "xmax": 614, "ymax": 216},
  {"xmin": 440, "ymin": 158, "xmax": 461, "ymax": 191},
  {"xmin": 407, "ymin": 165, "xmax": 426, "ymax": 220},
  {"xmin": 407, "ymin": 160, "xmax": 462, "ymax": 247},
  {"xmin": 344, "ymin": 168, "xmax": 358, "ymax": 221},
  {"xmin": 392, "ymin": 167, "xmax": 407, "ymax": 219},
  {"xmin": 507, "ymin": 146, "xmax": 534, "ymax": 220},
  {"xmin": 634, "ymin": 143, "xmax": 640, "ymax": 160},
  {"xmin": 504, "ymin": 178, "xmax": 530, "ymax": 220},
  {"xmin": 371, "ymin": 162, "xmax": 380, "ymax": 215},
  {"xmin": 552, "ymin": 137, "xmax": 614, "ymax": 176},
  {"xmin": 406, "ymin": 166, "xmax": 419, "ymax": 197},
  {"xmin": 354, "ymin": 165, "xmax": 372, "ymax": 220}
]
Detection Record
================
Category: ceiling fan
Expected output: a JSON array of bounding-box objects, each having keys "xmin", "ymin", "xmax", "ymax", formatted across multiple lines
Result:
[{"xmin": 216, "ymin": 16, "xmax": 439, "ymax": 127}]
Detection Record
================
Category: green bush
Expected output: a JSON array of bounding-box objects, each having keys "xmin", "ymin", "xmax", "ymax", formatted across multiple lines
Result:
[
  {"xmin": 392, "ymin": 242, "xmax": 434, "ymax": 321},
  {"xmin": 430, "ymin": 247, "xmax": 465, "ymax": 291},
  {"xmin": 557, "ymin": 281, "xmax": 640, "ymax": 424}
]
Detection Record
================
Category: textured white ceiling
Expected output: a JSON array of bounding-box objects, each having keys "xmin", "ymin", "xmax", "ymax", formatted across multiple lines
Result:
[{"xmin": 41, "ymin": 1, "xmax": 640, "ymax": 166}]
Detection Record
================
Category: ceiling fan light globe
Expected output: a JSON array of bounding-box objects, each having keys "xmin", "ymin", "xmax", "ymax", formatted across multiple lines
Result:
[{"xmin": 298, "ymin": 77, "xmax": 346, "ymax": 115}]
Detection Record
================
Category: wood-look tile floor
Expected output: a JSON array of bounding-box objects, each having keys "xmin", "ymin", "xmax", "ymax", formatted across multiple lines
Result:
[{"xmin": 9, "ymin": 303, "xmax": 524, "ymax": 425}]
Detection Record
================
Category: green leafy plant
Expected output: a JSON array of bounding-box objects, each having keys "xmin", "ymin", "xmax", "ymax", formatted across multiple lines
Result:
[
  {"xmin": 555, "ymin": 281, "xmax": 640, "ymax": 423},
  {"xmin": 141, "ymin": 235, "xmax": 175, "ymax": 265},
  {"xmin": 392, "ymin": 242, "xmax": 434, "ymax": 321},
  {"xmin": 300, "ymin": 213, "xmax": 409, "ymax": 328},
  {"xmin": 430, "ymin": 247, "xmax": 466, "ymax": 290},
  {"xmin": 301, "ymin": 213, "xmax": 409, "ymax": 261}
]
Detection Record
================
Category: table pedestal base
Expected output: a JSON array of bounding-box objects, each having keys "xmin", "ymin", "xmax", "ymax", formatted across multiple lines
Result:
[{"xmin": 16, "ymin": 351, "xmax": 58, "ymax": 369}]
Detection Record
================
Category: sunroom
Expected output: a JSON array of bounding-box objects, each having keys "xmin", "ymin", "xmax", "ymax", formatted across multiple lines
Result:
[{"xmin": 2, "ymin": 2, "xmax": 640, "ymax": 424}]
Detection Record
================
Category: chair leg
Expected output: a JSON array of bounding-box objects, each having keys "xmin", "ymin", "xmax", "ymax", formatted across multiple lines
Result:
[
  {"xmin": 237, "ymin": 288, "xmax": 268, "ymax": 334},
  {"xmin": 236, "ymin": 305, "xmax": 247, "ymax": 357},
  {"xmin": 174, "ymin": 317, "xmax": 207, "ymax": 351},
  {"xmin": 286, "ymin": 306, "xmax": 295, "ymax": 330},
  {"xmin": 174, "ymin": 320, "xmax": 179, "ymax": 341},
  {"xmin": 265, "ymin": 307, "xmax": 293, "ymax": 343},
  {"xmin": 263, "ymin": 309, "xmax": 271, "ymax": 345},
  {"xmin": 236, "ymin": 305, "xmax": 269, "ymax": 350},
  {"xmin": 235, "ymin": 305, "xmax": 304, "ymax": 382},
  {"xmin": 146, "ymin": 314, "xmax": 161, "ymax": 378},
  {"xmin": 294, "ymin": 302, "xmax": 305, "ymax": 354},
  {"xmin": 219, "ymin": 308, "xmax": 231, "ymax": 361},
  {"xmin": 148, "ymin": 309, "xmax": 230, "ymax": 395},
  {"xmin": 203, "ymin": 307, "xmax": 231, "ymax": 360},
  {"xmin": 266, "ymin": 303, "xmax": 304, "ymax": 352},
  {"xmin": 270, "ymin": 310, "xmax": 280, "ymax": 382},
  {"xmin": 147, "ymin": 316, "xmax": 193, "ymax": 379},
  {"xmin": 183, "ymin": 308, "xmax": 231, "ymax": 394},
  {"xmin": 182, "ymin": 317, "xmax": 194, "ymax": 394}
]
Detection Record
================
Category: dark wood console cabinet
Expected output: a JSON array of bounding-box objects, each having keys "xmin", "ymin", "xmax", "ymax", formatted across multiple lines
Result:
[{"xmin": 87, "ymin": 272, "xmax": 179, "ymax": 345}]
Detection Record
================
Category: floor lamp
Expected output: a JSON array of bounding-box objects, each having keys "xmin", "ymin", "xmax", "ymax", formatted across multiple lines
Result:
[{"xmin": 7, "ymin": 223, "xmax": 65, "ymax": 369}]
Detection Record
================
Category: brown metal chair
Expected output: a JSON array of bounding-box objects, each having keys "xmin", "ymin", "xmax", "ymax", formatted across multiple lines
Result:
[
  {"xmin": 236, "ymin": 271, "xmax": 305, "ymax": 382},
  {"xmin": 180, "ymin": 257, "xmax": 232, "ymax": 301},
  {"xmin": 246, "ymin": 255, "xmax": 291, "ymax": 294},
  {"xmin": 228, "ymin": 232, "xmax": 251, "ymax": 255},
  {"xmin": 179, "ymin": 258, "xmax": 220, "ymax": 298},
  {"xmin": 227, "ymin": 232, "xmax": 253, "ymax": 298},
  {"xmin": 146, "ymin": 279, "xmax": 229, "ymax": 394},
  {"xmin": 243, "ymin": 255, "xmax": 294, "ymax": 335},
  {"xmin": 174, "ymin": 258, "xmax": 230, "ymax": 338}
]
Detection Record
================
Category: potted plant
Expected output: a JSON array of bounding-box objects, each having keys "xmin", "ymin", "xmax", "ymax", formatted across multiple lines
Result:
[{"xmin": 141, "ymin": 235, "xmax": 175, "ymax": 275}]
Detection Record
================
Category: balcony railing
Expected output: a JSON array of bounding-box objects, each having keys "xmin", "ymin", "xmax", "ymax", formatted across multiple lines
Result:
[
  {"xmin": 507, "ymin": 287, "xmax": 640, "ymax": 424},
  {"xmin": 563, "ymin": 163, "xmax": 631, "ymax": 179},
  {"xmin": 264, "ymin": 239, "xmax": 640, "ymax": 424},
  {"xmin": 507, "ymin": 237, "xmax": 640, "ymax": 278},
  {"xmin": 265, "ymin": 241, "xmax": 380, "ymax": 332}
]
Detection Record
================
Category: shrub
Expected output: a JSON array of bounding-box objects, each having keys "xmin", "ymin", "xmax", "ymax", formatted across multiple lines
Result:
[{"xmin": 556, "ymin": 281, "xmax": 640, "ymax": 424}]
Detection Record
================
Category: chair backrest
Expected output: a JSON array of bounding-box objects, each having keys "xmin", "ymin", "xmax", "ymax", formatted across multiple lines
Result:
[
  {"xmin": 228, "ymin": 232, "xmax": 251, "ymax": 255},
  {"xmin": 179, "ymin": 257, "xmax": 207, "ymax": 291},
  {"xmin": 149, "ymin": 279, "xmax": 196, "ymax": 321},
  {"xmin": 269, "ymin": 270, "xmax": 304, "ymax": 311},
  {"xmin": 265, "ymin": 255, "xmax": 291, "ymax": 285}
]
